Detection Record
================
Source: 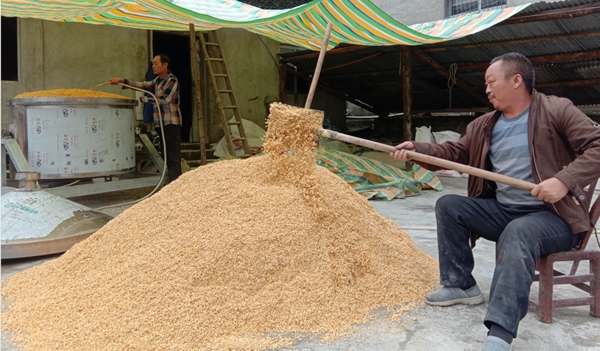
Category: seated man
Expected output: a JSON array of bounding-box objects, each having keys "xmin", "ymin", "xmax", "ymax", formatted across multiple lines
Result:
[{"xmin": 391, "ymin": 52, "xmax": 600, "ymax": 351}]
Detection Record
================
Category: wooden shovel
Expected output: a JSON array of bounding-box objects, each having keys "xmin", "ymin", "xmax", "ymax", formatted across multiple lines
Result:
[
  {"xmin": 300, "ymin": 25, "xmax": 534, "ymax": 192},
  {"xmin": 317, "ymin": 128, "xmax": 536, "ymax": 191},
  {"xmin": 305, "ymin": 22, "xmax": 333, "ymax": 109}
]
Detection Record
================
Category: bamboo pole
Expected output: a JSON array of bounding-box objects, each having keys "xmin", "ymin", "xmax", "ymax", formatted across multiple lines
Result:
[
  {"xmin": 305, "ymin": 22, "xmax": 333, "ymax": 109},
  {"xmin": 317, "ymin": 129, "xmax": 536, "ymax": 191}
]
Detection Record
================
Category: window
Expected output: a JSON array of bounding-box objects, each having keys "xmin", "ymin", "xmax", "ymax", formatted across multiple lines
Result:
[
  {"xmin": 449, "ymin": 0, "xmax": 507, "ymax": 16},
  {"xmin": 2, "ymin": 16, "xmax": 18, "ymax": 81}
]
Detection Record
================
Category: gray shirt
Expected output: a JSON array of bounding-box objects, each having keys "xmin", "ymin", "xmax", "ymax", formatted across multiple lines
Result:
[{"xmin": 489, "ymin": 108, "xmax": 544, "ymax": 207}]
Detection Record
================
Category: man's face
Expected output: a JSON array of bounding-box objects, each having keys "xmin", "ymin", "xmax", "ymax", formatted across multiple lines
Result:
[
  {"xmin": 485, "ymin": 60, "xmax": 514, "ymax": 111},
  {"xmin": 152, "ymin": 56, "xmax": 168, "ymax": 76}
]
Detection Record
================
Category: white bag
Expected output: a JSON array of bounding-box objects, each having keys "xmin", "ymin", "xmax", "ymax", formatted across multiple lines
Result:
[
  {"xmin": 415, "ymin": 126, "xmax": 436, "ymax": 144},
  {"xmin": 214, "ymin": 118, "xmax": 266, "ymax": 158},
  {"xmin": 432, "ymin": 130, "xmax": 461, "ymax": 144},
  {"xmin": 432, "ymin": 130, "xmax": 462, "ymax": 177}
]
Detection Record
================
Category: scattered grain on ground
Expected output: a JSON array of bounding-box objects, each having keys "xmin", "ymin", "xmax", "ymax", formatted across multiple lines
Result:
[{"xmin": 2, "ymin": 103, "xmax": 438, "ymax": 351}]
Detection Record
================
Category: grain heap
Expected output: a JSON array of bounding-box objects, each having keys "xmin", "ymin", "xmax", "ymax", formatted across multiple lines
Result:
[
  {"xmin": 14, "ymin": 89, "xmax": 129, "ymax": 99},
  {"xmin": 2, "ymin": 102, "xmax": 438, "ymax": 351}
]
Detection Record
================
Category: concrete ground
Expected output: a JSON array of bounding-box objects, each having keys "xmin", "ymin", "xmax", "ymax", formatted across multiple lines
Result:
[{"xmin": 2, "ymin": 177, "xmax": 599, "ymax": 351}]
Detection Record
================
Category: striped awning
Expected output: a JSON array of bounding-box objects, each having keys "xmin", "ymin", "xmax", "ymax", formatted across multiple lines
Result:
[{"xmin": 1, "ymin": 0, "xmax": 530, "ymax": 50}]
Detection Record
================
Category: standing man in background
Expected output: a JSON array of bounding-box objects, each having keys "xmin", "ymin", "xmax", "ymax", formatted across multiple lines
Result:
[
  {"xmin": 109, "ymin": 54, "xmax": 182, "ymax": 182},
  {"xmin": 391, "ymin": 52, "xmax": 600, "ymax": 351}
]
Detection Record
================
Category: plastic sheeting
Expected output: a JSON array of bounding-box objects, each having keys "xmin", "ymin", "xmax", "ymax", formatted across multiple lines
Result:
[{"xmin": 1, "ymin": 0, "xmax": 530, "ymax": 50}]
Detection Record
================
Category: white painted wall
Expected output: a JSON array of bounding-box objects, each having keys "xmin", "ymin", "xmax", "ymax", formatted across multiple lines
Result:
[
  {"xmin": 1, "ymin": 18, "xmax": 149, "ymax": 131},
  {"xmin": 198, "ymin": 28, "xmax": 280, "ymax": 143},
  {"xmin": 371, "ymin": 0, "xmax": 445, "ymax": 26},
  {"xmin": 371, "ymin": 0, "xmax": 564, "ymax": 26},
  {"xmin": 508, "ymin": 0, "xmax": 540, "ymax": 6},
  {"xmin": 220, "ymin": 28, "xmax": 280, "ymax": 129}
]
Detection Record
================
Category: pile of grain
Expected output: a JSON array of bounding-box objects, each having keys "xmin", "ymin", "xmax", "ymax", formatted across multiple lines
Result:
[
  {"xmin": 14, "ymin": 89, "xmax": 129, "ymax": 99},
  {"xmin": 2, "ymin": 103, "xmax": 438, "ymax": 351}
]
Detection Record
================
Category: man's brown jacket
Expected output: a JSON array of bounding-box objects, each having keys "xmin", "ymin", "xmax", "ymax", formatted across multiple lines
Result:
[{"xmin": 413, "ymin": 90, "xmax": 600, "ymax": 235}]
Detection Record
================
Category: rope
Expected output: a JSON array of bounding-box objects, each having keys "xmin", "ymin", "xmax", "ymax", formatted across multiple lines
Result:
[
  {"xmin": 448, "ymin": 63, "xmax": 458, "ymax": 109},
  {"xmin": 448, "ymin": 63, "xmax": 458, "ymax": 89}
]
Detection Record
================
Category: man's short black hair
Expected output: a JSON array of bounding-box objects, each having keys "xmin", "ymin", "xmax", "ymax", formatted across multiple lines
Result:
[
  {"xmin": 156, "ymin": 54, "xmax": 171, "ymax": 69},
  {"xmin": 490, "ymin": 52, "xmax": 535, "ymax": 93}
]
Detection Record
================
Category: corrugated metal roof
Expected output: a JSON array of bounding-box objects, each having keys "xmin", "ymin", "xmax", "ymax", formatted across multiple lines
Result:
[{"xmin": 281, "ymin": 0, "xmax": 600, "ymax": 113}]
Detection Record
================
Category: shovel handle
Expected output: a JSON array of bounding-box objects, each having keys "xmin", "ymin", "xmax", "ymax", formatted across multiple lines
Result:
[
  {"xmin": 305, "ymin": 22, "xmax": 333, "ymax": 109},
  {"xmin": 317, "ymin": 129, "xmax": 536, "ymax": 191}
]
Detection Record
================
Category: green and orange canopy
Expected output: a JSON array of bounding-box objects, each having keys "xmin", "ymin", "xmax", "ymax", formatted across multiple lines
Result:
[{"xmin": 1, "ymin": 0, "xmax": 530, "ymax": 50}]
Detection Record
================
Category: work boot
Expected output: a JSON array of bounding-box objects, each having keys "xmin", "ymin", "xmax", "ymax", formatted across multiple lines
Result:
[
  {"xmin": 482, "ymin": 336, "xmax": 511, "ymax": 351},
  {"xmin": 424, "ymin": 285, "xmax": 484, "ymax": 306}
]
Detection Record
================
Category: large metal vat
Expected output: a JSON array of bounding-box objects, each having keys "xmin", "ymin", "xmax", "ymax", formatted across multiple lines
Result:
[{"xmin": 9, "ymin": 97, "xmax": 137, "ymax": 179}]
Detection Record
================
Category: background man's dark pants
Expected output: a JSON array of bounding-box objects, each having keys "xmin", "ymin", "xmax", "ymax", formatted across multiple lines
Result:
[
  {"xmin": 435, "ymin": 194, "xmax": 582, "ymax": 337},
  {"xmin": 157, "ymin": 124, "xmax": 182, "ymax": 182}
]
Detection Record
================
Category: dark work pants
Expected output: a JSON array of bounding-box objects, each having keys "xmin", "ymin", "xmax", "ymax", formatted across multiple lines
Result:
[
  {"xmin": 435, "ymin": 195, "xmax": 582, "ymax": 337},
  {"xmin": 157, "ymin": 124, "xmax": 182, "ymax": 183}
]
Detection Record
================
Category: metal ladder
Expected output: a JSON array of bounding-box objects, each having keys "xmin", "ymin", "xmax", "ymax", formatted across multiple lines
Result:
[{"xmin": 199, "ymin": 30, "xmax": 251, "ymax": 158}]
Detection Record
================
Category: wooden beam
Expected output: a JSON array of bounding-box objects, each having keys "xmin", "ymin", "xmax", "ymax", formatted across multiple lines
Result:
[
  {"xmin": 470, "ymin": 78, "xmax": 600, "ymax": 91},
  {"xmin": 320, "ymin": 52, "xmax": 381, "ymax": 72},
  {"xmin": 353, "ymin": 107, "xmax": 492, "ymax": 115},
  {"xmin": 279, "ymin": 62, "xmax": 286, "ymax": 103},
  {"xmin": 423, "ymin": 31, "xmax": 600, "ymax": 53},
  {"xmin": 412, "ymin": 108, "xmax": 492, "ymax": 115},
  {"xmin": 284, "ymin": 65, "xmax": 381, "ymax": 115},
  {"xmin": 322, "ymin": 66, "xmax": 430, "ymax": 83},
  {"xmin": 516, "ymin": 50, "xmax": 600, "ymax": 65},
  {"xmin": 412, "ymin": 47, "xmax": 490, "ymax": 106},
  {"xmin": 572, "ymin": 98, "xmax": 600, "ymax": 106},
  {"xmin": 499, "ymin": 2, "xmax": 600, "ymax": 25},
  {"xmin": 360, "ymin": 88, "xmax": 457, "ymax": 99},
  {"xmin": 456, "ymin": 50, "xmax": 600, "ymax": 71},
  {"xmin": 282, "ymin": 45, "xmax": 368, "ymax": 63},
  {"xmin": 323, "ymin": 69, "xmax": 399, "ymax": 80},
  {"xmin": 283, "ymin": 44, "xmax": 407, "ymax": 66},
  {"xmin": 188, "ymin": 24, "xmax": 207, "ymax": 166},
  {"xmin": 537, "ymin": 78, "xmax": 600, "ymax": 89}
]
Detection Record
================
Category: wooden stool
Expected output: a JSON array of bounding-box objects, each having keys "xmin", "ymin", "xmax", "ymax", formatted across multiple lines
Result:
[{"xmin": 529, "ymin": 180, "xmax": 600, "ymax": 323}]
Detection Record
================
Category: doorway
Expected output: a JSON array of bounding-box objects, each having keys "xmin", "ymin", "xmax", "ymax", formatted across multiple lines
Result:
[{"xmin": 152, "ymin": 31, "xmax": 193, "ymax": 142}]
